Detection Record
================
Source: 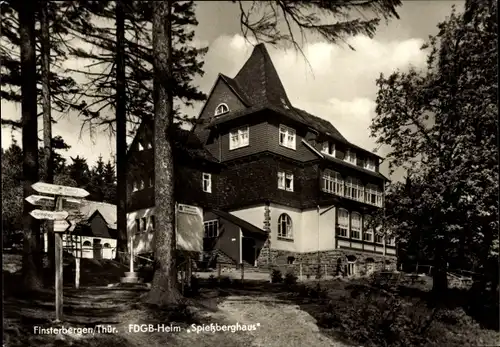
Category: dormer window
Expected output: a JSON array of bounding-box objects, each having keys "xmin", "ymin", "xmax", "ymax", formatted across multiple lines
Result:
[
  {"xmin": 364, "ymin": 157, "xmax": 376, "ymax": 171},
  {"xmin": 321, "ymin": 141, "xmax": 335, "ymax": 156},
  {"xmin": 215, "ymin": 103, "xmax": 229, "ymax": 116},
  {"xmin": 345, "ymin": 149, "xmax": 356, "ymax": 164},
  {"xmin": 138, "ymin": 142, "xmax": 144, "ymax": 151},
  {"xmin": 279, "ymin": 125, "xmax": 296, "ymax": 150}
]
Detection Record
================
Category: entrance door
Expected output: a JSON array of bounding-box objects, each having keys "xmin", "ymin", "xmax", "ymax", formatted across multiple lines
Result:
[
  {"xmin": 241, "ymin": 237, "xmax": 256, "ymax": 266},
  {"xmin": 93, "ymin": 239, "xmax": 103, "ymax": 260}
]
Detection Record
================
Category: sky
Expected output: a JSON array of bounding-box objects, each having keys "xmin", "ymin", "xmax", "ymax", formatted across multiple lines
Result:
[{"xmin": 1, "ymin": 1, "xmax": 465, "ymax": 181}]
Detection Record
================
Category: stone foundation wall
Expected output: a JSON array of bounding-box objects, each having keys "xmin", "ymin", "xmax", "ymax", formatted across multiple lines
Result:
[{"xmin": 258, "ymin": 248, "xmax": 396, "ymax": 278}]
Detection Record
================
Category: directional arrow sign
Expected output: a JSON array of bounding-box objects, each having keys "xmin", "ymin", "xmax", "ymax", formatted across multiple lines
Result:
[
  {"xmin": 26, "ymin": 195, "xmax": 83, "ymax": 206},
  {"xmin": 53, "ymin": 220, "xmax": 71, "ymax": 232},
  {"xmin": 30, "ymin": 209, "xmax": 69, "ymax": 220},
  {"xmin": 25, "ymin": 195, "xmax": 54, "ymax": 206},
  {"xmin": 32, "ymin": 182, "xmax": 89, "ymax": 198}
]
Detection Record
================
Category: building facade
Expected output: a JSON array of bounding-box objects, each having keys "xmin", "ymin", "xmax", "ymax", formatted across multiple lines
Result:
[{"xmin": 128, "ymin": 43, "xmax": 397, "ymax": 276}]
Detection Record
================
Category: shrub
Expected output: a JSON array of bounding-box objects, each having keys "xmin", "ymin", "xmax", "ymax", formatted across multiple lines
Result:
[
  {"xmin": 219, "ymin": 276, "xmax": 232, "ymax": 287},
  {"xmin": 316, "ymin": 289, "xmax": 436, "ymax": 347},
  {"xmin": 271, "ymin": 269, "xmax": 283, "ymax": 283},
  {"xmin": 284, "ymin": 272, "xmax": 298, "ymax": 286},
  {"xmin": 184, "ymin": 275, "xmax": 200, "ymax": 297},
  {"xmin": 207, "ymin": 274, "xmax": 217, "ymax": 287}
]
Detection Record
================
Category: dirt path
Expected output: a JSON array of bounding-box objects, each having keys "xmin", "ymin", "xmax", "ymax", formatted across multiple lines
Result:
[
  {"xmin": 217, "ymin": 295, "xmax": 350, "ymax": 347},
  {"xmin": 4, "ymin": 284, "xmax": 349, "ymax": 347}
]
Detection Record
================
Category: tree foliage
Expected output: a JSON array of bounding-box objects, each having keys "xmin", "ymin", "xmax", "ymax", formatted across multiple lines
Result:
[
  {"xmin": 370, "ymin": 0, "xmax": 498, "ymax": 293},
  {"xmin": 66, "ymin": 0, "xmax": 207, "ymax": 132},
  {"xmin": 0, "ymin": 0, "xmax": 85, "ymax": 128}
]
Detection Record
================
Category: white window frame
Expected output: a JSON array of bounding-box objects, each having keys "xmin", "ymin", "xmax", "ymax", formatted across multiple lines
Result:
[
  {"xmin": 321, "ymin": 141, "xmax": 335, "ymax": 157},
  {"xmin": 229, "ymin": 126, "xmax": 249, "ymax": 150},
  {"xmin": 363, "ymin": 216, "xmax": 373, "ymax": 242},
  {"xmin": 278, "ymin": 171, "xmax": 293, "ymax": 192},
  {"xmin": 365, "ymin": 184, "xmax": 383, "ymax": 207},
  {"xmin": 279, "ymin": 125, "xmax": 296, "ymax": 150},
  {"xmin": 351, "ymin": 212, "xmax": 362, "ymax": 240},
  {"xmin": 204, "ymin": 220, "xmax": 219, "ymax": 238},
  {"xmin": 278, "ymin": 214, "xmax": 293, "ymax": 240},
  {"xmin": 337, "ymin": 208, "xmax": 349, "ymax": 237},
  {"xmin": 375, "ymin": 233, "xmax": 384, "ymax": 244},
  {"xmin": 322, "ymin": 170, "xmax": 344, "ymax": 196},
  {"xmin": 215, "ymin": 103, "xmax": 229, "ymax": 116},
  {"xmin": 202, "ymin": 173, "xmax": 212, "ymax": 193},
  {"xmin": 345, "ymin": 149, "xmax": 356, "ymax": 165},
  {"xmin": 364, "ymin": 157, "xmax": 376, "ymax": 171},
  {"xmin": 346, "ymin": 177, "xmax": 364, "ymax": 202},
  {"xmin": 150, "ymin": 215, "xmax": 156, "ymax": 231}
]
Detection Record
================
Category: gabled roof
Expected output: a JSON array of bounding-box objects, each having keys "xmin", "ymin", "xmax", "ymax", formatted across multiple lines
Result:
[
  {"xmin": 77, "ymin": 201, "xmax": 117, "ymax": 229},
  {"xmin": 210, "ymin": 209, "xmax": 267, "ymax": 238},
  {"xmin": 204, "ymin": 43, "xmax": 382, "ymax": 160}
]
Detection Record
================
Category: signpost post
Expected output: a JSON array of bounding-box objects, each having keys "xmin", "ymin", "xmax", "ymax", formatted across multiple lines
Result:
[{"xmin": 27, "ymin": 182, "xmax": 89, "ymax": 322}]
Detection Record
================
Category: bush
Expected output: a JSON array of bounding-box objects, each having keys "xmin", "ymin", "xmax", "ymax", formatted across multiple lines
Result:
[
  {"xmin": 271, "ymin": 269, "xmax": 283, "ymax": 283},
  {"xmin": 219, "ymin": 276, "xmax": 232, "ymax": 287},
  {"xmin": 316, "ymin": 289, "xmax": 436, "ymax": 347},
  {"xmin": 284, "ymin": 272, "xmax": 298, "ymax": 286},
  {"xmin": 207, "ymin": 274, "xmax": 217, "ymax": 288},
  {"xmin": 184, "ymin": 275, "xmax": 200, "ymax": 297}
]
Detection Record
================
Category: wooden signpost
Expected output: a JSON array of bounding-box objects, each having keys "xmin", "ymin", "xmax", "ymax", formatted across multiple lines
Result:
[{"xmin": 26, "ymin": 182, "xmax": 89, "ymax": 322}]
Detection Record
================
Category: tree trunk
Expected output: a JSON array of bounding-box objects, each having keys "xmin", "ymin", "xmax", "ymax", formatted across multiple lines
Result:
[
  {"xmin": 146, "ymin": 0, "xmax": 182, "ymax": 305},
  {"xmin": 41, "ymin": 0, "xmax": 54, "ymax": 283},
  {"xmin": 115, "ymin": 0, "xmax": 128, "ymax": 264},
  {"xmin": 20, "ymin": 0, "xmax": 43, "ymax": 292},
  {"xmin": 431, "ymin": 239, "xmax": 448, "ymax": 300}
]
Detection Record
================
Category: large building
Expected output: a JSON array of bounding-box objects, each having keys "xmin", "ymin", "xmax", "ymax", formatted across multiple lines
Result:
[{"xmin": 127, "ymin": 43, "xmax": 396, "ymax": 276}]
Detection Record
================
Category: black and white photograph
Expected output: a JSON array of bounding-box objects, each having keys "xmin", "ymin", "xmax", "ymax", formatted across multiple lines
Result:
[{"xmin": 1, "ymin": 0, "xmax": 498, "ymax": 346}]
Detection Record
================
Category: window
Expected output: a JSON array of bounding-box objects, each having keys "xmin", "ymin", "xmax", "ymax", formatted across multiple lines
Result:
[
  {"xmin": 204, "ymin": 220, "xmax": 219, "ymax": 238},
  {"xmin": 375, "ymin": 233, "xmax": 383, "ymax": 244},
  {"xmin": 202, "ymin": 173, "xmax": 212, "ymax": 193},
  {"xmin": 150, "ymin": 215, "xmax": 156, "ymax": 230},
  {"xmin": 138, "ymin": 142, "xmax": 144, "ymax": 151},
  {"xmin": 103, "ymin": 243, "xmax": 111, "ymax": 248},
  {"xmin": 149, "ymin": 175, "xmax": 154, "ymax": 187},
  {"xmin": 322, "ymin": 170, "xmax": 344, "ymax": 196},
  {"xmin": 132, "ymin": 181, "xmax": 138, "ymax": 192},
  {"xmin": 336, "ymin": 208, "xmax": 349, "ymax": 237},
  {"xmin": 229, "ymin": 126, "xmax": 249, "ymax": 150},
  {"xmin": 139, "ymin": 178, "xmax": 145, "ymax": 190},
  {"xmin": 321, "ymin": 141, "xmax": 335, "ymax": 156},
  {"xmin": 346, "ymin": 177, "xmax": 364, "ymax": 201},
  {"xmin": 363, "ymin": 216, "xmax": 373, "ymax": 242},
  {"xmin": 365, "ymin": 184, "xmax": 383, "ymax": 207},
  {"xmin": 277, "ymin": 172, "xmax": 293, "ymax": 191},
  {"xmin": 141, "ymin": 217, "xmax": 147, "ymax": 231},
  {"xmin": 389, "ymin": 237, "xmax": 396, "ymax": 246},
  {"xmin": 279, "ymin": 125, "xmax": 296, "ymax": 150},
  {"xmin": 351, "ymin": 212, "xmax": 361, "ymax": 240},
  {"xmin": 215, "ymin": 103, "xmax": 229, "ymax": 116},
  {"xmin": 364, "ymin": 157, "xmax": 376, "ymax": 171},
  {"xmin": 347, "ymin": 255, "xmax": 357, "ymax": 276},
  {"xmin": 345, "ymin": 149, "xmax": 356, "ymax": 164},
  {"xmin": 83, "ymin": 241, "xmax": 91, "ymax": 247},
  {"xmin": 135, "ymin": 219, "xmax": 140, "ymax": 233},
  {"xmin": 278, "ymin": 214, "xmax": 293, "ymax": 239}
]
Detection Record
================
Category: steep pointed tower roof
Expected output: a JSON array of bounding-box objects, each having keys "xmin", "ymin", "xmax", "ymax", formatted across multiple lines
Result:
[{"xmin": 233, "ymin": 43, "xmax": 292, "ymax": 109}]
